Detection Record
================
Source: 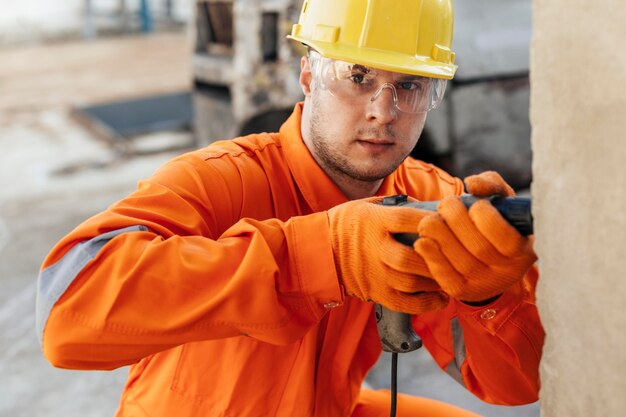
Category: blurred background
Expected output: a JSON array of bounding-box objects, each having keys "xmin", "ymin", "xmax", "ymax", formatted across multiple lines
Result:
[{"xmin": 0, "ymin": 0, "xmax": 538, "ymax": 416}]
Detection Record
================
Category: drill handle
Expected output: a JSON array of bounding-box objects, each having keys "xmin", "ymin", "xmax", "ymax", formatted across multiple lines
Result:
[{"xmin": 375, "ymin": 304, "xmax": 423, "ymax": 353}]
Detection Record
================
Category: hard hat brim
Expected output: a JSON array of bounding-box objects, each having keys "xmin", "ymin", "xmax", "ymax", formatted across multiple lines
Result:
[{"xmin": 288, "ymin": 36, "xmax": 457, "ymax": 80}]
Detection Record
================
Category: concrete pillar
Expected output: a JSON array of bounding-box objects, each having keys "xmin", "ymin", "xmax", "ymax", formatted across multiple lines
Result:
[{"xmin": 531, "ymin": 1, "xmax": 626, "ymax": 416}]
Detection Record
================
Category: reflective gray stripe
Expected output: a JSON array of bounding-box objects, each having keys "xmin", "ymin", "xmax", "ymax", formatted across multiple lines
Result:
[
  {"xmin": 36, "ymin": 225, "xmax": 148, "ymax": 344},
  {"xmin": 444, "ymin": 316, "xmax": 467, "ymax": 387}
]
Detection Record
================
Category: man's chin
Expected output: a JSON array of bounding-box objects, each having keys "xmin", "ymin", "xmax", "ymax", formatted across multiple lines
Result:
[{"xmin": 344, "ymin": 164, "xmax": 401, "ymax": 182}]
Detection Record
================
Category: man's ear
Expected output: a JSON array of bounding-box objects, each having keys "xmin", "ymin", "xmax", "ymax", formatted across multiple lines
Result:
[{"xmin": 299, "ymin": 55, "xmax": 313, "ymax": 97}]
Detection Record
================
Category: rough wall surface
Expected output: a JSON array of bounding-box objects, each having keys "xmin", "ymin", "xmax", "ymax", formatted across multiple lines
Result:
[{"xmin": 531, "ymin": 1, "xmax": 626, "ymax": 416}]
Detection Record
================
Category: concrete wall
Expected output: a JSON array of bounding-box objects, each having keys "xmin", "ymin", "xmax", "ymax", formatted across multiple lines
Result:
[{"xmin": 531, "ymin": 1, "xmax": 626, "ymax": 416}]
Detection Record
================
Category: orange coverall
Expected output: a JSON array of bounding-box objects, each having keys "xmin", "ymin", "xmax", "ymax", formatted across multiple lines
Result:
[{"xmin": 37, "ymin": 103, "xmax": 544, "ymax": 416}]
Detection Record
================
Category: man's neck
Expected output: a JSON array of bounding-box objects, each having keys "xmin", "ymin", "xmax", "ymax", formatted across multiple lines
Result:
[{"xmin": 327, "ymin": 170, "xmax": 384, "ymax": 200}]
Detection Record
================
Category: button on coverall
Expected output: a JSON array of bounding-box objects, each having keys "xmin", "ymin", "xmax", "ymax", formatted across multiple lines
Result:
[{"xmin": 37, "ymin": 103, "xmax": 544, "ymax": 417}]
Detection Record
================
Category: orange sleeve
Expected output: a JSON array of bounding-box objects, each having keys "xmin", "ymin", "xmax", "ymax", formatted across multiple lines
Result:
[
  {"xmin": 400, "ymin": 160, "xmax": 543, "ymax": 405},
  {"xmin": 413, "ymin": 265, "xmax": 544, "ymax": 405},
  {"xmin": 38, "ymin": 155, "xmax": 343, "ymax": 370}
]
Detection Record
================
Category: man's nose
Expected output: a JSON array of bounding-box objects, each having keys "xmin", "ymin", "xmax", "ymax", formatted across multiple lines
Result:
[{"xmin": 366, "ymin": 83, "xmax": 398, "ymax": 124}]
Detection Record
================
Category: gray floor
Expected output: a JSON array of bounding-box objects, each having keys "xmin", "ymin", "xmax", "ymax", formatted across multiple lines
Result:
[{"xmin": 0, "ymin": 109, "xmax": 539, "ymax": 416}]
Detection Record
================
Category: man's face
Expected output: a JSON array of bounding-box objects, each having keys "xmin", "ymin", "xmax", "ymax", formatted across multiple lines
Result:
[{"xmin": 299, "ymin": 54, "xmax": 429, "ymax": 183}]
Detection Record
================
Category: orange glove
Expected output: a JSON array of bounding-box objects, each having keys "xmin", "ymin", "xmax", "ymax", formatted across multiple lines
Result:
[
  {"xmin": 413, "ymin": 171, "xmax": 537, "ymax": 302},
  {"xmin": 327, "ymin": 198, "xmax": 449, "ymax": 314}
]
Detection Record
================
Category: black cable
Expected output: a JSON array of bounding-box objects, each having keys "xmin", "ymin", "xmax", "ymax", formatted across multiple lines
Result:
[{"xmin": 390, "ymin": 352, "xmax": 398, "ymax": 417}]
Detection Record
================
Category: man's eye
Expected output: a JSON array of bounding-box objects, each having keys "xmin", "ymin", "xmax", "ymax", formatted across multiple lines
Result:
[
  {"xmin": 399, "ymin": 81, "xmax": 420, "ymax": 91},
  {"xmin": 349, "ymin": 73, "xmax": 367, "ymax": 84}
]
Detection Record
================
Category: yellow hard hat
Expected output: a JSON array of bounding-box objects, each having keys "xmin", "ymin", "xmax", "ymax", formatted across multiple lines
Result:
[{"xmin": 287, "ymin": 0, "xmax": 457, "ymax": 80}]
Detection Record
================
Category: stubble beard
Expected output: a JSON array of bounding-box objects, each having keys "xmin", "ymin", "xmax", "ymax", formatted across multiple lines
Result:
[{"xmin": 308, "ymin": 95, "xmax": 409, "ymax": 183}]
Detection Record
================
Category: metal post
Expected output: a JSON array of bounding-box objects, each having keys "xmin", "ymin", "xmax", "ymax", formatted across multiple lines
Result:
[{"xmin": 140, "ymin": 0, "xmax": 154, "ymax": 33}]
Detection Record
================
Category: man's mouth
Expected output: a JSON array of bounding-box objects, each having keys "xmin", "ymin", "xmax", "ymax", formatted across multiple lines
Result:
[{"xmin": 356, "ymin": 138, "xmax": 395, "ymax": 151}]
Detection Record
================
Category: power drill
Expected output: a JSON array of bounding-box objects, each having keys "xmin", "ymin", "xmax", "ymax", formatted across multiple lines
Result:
[
  {"xmin": 376, "ymin": 194, "xmax": 534, "ymax": 353},
  {"xmin": 374, "ymin": 194, "xmax": 533, "ymax": 417}
]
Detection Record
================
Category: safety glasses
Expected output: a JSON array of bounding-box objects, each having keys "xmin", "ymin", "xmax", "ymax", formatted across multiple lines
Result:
[{"xmin": 308, "ymin": 50, "xmax": 447, "ymax": 114}]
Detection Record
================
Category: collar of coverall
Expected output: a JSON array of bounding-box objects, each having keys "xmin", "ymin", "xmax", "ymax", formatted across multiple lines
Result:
[{"xmin": 280, "ymin": 102, "xmax": 398, "ymax": 212}]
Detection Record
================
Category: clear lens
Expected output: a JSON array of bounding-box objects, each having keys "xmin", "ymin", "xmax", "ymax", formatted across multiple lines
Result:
[{"xmin": 308, "ymin": 50, "xmax": 447, "ymax": 113}]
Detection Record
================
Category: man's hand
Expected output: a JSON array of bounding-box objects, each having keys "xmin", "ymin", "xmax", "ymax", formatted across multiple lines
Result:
[
  {"xmin": 327, "ymin": 198, "xmax": 449, "ymax": 314},
  {"xmin": 413, "ymin": 171, "xmax": 537, "ymax": 303}
]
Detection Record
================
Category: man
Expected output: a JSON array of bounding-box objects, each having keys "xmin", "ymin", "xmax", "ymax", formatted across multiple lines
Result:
[{"xmin": 36, "ymin": 0, "xmax": 543, "ymax": 416}]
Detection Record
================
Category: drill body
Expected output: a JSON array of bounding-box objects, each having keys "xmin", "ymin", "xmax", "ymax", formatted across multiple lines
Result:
[{"xmin": 376, "ymin": 194, "xmax": 533, "ymax": 353}]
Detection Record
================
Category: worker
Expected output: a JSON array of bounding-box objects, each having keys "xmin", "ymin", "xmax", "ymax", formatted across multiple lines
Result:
[{"xmin": 36, "ymin": 0, "xmax": 544, "ymax": 416}]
